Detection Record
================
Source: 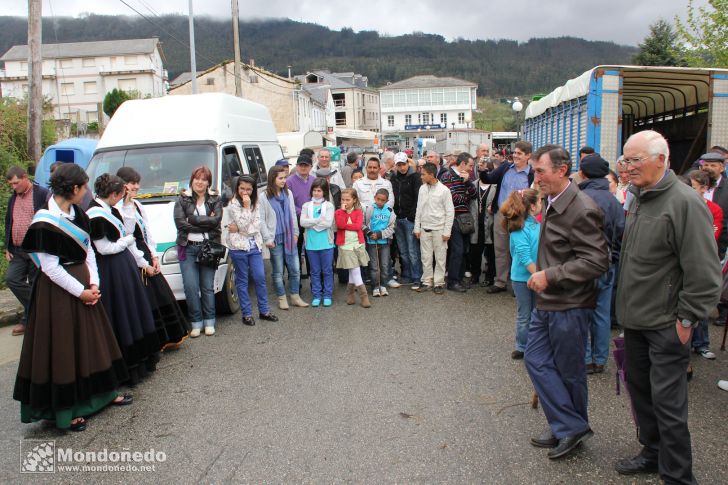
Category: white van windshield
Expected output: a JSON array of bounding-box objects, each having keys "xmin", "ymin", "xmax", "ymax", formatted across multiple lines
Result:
[{"xmin": 86, "ymin": 145, "xmax": 217, "ymax": 196}]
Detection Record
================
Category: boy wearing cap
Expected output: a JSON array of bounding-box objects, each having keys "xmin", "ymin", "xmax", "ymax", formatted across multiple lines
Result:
[{"xmin": 578, "ymin": 154, "xmax": 625, "ymax": 374}]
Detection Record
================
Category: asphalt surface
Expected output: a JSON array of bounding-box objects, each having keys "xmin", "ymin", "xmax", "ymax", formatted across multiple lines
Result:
[{"xmin": 1, "ymin": 281, "xmax": 727, "ymax": 484}]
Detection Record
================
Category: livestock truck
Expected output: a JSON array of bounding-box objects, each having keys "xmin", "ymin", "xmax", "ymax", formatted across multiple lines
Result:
[{"xmin": 522, "ymin": 65, "xmax": 728, "ymax": 172}]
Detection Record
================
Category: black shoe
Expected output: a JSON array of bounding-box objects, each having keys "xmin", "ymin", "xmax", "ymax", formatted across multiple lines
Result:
[
  {"xmin": 480, "ymin": 280, "xmax": 494, "ymax": 288},
  {"xmin": 531, "ymin": 429, "xmax": 558, "ymax": 448},
  {"xmin": 447, "ymin": 283, "xmax": 467, "ymax": 293},
  {"xmin": 416, "ymin": 284, "xmax": 432, "ymax": 293},
  {"xmin": 112, "ymin": 393, "xmax": 133, "ymax": 406},
  {"xmin": 547, "ymin": 428, "xmax": 593, "ymax": 459},
  {"xmin": 242, "ymin": 316, "xmax": 256, "ymax": 326},
  {"xmin": 69, "ymin": 418, "xmax": 87, "ymax": 432},
  {"xmin": 615, "ymin": 454, "xmax": 658, "ymax": 475},
  {"xmin": 486, "ymin": 285, "xmax": 506, "ymax": 294},
  {"xmin": 511, "ymin": 350, "xmax": 524, "ymax": 360},
  {"xmin": 433, "ymin": 285, "xmax": 445, "ymax": 295},
  {"xmin": 259, "ymin": 313, "xmax": 278, "ymax": 322}
]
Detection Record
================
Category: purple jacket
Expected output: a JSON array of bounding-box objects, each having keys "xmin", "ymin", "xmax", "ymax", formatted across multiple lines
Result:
[{"xmin": 286, "ymin": 172, "xmax": 314, "ymax": 216}]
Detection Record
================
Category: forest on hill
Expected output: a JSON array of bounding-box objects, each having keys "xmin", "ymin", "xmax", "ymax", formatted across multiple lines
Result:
[{"xmin": 0, "ymin": 15, "xmax": 637, "ymax": 96}]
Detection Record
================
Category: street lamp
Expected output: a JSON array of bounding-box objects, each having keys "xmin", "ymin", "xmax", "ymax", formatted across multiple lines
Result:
[
  {"xmin": 464, "ymin": 112, "xmax": 473, "ymax": 154},
  {"xmin": 512, "ymin": 98, "xmax": 523, "ymax": 139}
]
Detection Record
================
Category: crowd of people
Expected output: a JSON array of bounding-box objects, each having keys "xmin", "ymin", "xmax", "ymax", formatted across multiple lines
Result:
[{"xmin": 5, "ymin": 132, "xmax": 728, "ymax": 484}]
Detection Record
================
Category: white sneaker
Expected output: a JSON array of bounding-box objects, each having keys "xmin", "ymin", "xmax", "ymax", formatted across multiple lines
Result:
[
  {"xmin": 190, "ymin": 328, "xmax": 201, "ymax": 338},
  {"xmin": 718, "ymin": 380, "xmax": 728, "ymax": 391},
  {"xmin": 204, "ymin": 326, "xmax": 215, "ymax": 336},
  {"xmin": 698, "ymin": 349, "xmax": 716, "ymax": 360},
  {"xmin": 372, "ymin": 287, "xmax": 381, "ymax": 297},
  {"xmin": 387, "ymin": 279, "xmax": 401, "ymax": 288},
  {"xmin": 464, "ymin": 271, "xmax": 472, "ymax": 278},
  {"xmin": 411, "ymin": 282, "xmax": 421, "ymax": 291},
  {"xmin": 380, "ymin": 286, "xmax": 389, "ymax": 296}
]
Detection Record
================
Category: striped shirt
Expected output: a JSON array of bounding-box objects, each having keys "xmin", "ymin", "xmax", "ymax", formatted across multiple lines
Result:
[{"xmin": 439, "ymin": 167, "xmax": 476, "ymax": 213}]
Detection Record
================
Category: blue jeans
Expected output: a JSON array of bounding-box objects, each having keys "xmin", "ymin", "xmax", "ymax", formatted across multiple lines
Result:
[
  {"xmin": 229, "ymin": 246, "xmax": 270, "ymax": 318},
  {"xmin": 307, "ymin": 248, "xmax": 334, "ymax": 299},
  {"xmin": 525, "ymin": 308, "xmax": 591, "ymax": 438},
  {"xmin": 512, "ymin": 281, "xmax": 535, "ymax": 352},
  {"xmin": 270, "ymin": 244, "xmax": 300, "ymax": 296},
  {"xmin": 395, "ymin": 218, "xmax": 421, "ymax": 282},
  {"xmin": 179, "ymin": 243, "xmax": 216, "ymax": 329},
  {"xmin": 691, "ymin": 319, "xmax": 710, "ymax": 351},
  {"xmin": 447, "ymin": 220, "xmax": 465, "ymax": 285},
  {"xmin": 585, "ymin": 266, "xmax": 615, "ymax": 365},
  {"xmin": 367, "ymin": 242, "xmax": 391, "ymax": 290}
]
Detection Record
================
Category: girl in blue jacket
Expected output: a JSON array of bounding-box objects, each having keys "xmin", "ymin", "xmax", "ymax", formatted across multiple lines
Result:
[{"xmin": 500, "ymin": 188, "xmax": 541, "ymax": 359}]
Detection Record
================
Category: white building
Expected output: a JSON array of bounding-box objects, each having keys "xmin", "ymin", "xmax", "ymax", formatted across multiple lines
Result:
[
  {"xmin": 0, "ymin": 38, "xmax": 166, "ymax": 124},
  {"xmin": 296, "ymin": 70, "xmax": 380, "ymax": 147},
  {"xmin": 379, "ymin": 75, "xmax": 477, "ymax": 150}
]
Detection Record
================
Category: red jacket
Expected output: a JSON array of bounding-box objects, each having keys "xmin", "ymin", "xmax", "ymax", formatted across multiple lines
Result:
[
  {"xmin": 335, "ymin": 208, "xmax": 365, "ymax": 245},
  {"xmin": 706, "ymin": 199, "xmax": 723, "ymax": 242}
]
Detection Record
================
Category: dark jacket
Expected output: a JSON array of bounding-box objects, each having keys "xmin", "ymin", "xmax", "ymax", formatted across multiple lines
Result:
[
  {"xmin": 478, "ymin": 162, "xmax": 534, "ymax": 213},
  {"xmin": 390, "ymin": 167, "xmax": 422, "ymax": 221},
  {"xmin": 710, "ymin": 176, "xmax": 728, "ymax": 258},
  {"xmin": 578, "ymin": 178, "xmax": 625, "ymax": 266},
  {"xmin": 616, "ymin": 171, "xmax": 721, "ymax": 330},
  {"xmin": 330, "ymin": 182, "xmax": 342, "ymax": 210},
  {"xmin": 173, "ymin": 189, "xmax": 223, "ymax": 245},
  {"xmin": 536, "ymin": 181, "xmax": 610, "ymax": 311},
  {"xmin": 4, "ymin": 182, "xmax": 51, "ymax": 254}
]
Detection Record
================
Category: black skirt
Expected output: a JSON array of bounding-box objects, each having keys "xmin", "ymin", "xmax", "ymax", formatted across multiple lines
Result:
[
  {"xmin": 96, "ymin": 248, "xmax": 160, "ymax": 384},
  {"xmin": 142, "ymin": 271, "xmax": 191, "ymax": 350}
]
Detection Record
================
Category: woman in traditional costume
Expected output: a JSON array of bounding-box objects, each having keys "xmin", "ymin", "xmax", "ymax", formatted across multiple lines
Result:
[
  {"xmin": 88, "ymin": 174, "xmax": 160, "ymax": 385},
  {"xmin": 116, "ymin": 167, "xmax": 190, "ymax": 350},
  {"xmin": 14, "ymin": 164, "xmax": 132, "ymax": 432}
]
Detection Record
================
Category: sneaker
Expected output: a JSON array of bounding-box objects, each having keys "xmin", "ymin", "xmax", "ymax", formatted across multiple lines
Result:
[
  {"xmin": 387, "ymin": 279, "xmax": 401, "ymax": 288},
  {"xmin": 416, "ymin": 284, "xmax": 432, "ymax": 292},
  {"xmin": 373, "ymin": 288, "xmax": 381, "ymax": 297},
  {"xmin": 411, "ymin": 282, "xmax": 422, "ymax": 291},
  {"xmin": 204, "ymin": 326, "xmax": 215, "ymax": 336},
  {"xmin": 323, "ymin": 298, "xmax": 332, "ymax": 307},
  {"xmin": 697, "ymin": 348, "xmax": 716, "ymax": 360},
  {"xmin": 311, "ymin": 298, "xmax": 321, "ymax": 307},
  {"xmin": 433, "ymin": 285, "xmax": 445, "ymax": 295},
  {"xmin": 486, "ymin": 285, "xmax": 507, "ymax": 294},
  {"xmin": 190, "ymin": 328, "xmax": 201, "ymax": 338},
  {"xmin": 464, "ymin": 271, "xmax": 472, "ymax": 278},
  {"xmin": 718, "ymin": 380, "xmax": 728, "ymax": 391},
  {"xmin": 380, "ymin": 286, "xmax": 389, "ymax": 296}
]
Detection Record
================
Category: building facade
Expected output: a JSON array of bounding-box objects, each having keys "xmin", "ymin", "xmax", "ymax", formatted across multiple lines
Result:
[
  {"xmin": 170, "ymin": 60, "xmax": 332, "ymax": 136},
  {"xmin": 379, "ymin": 75, "xmax": 477, "ymax": 150},
  {"xmin": 0, "ymin": 38, "xmax": 166, "ymax": 124}
]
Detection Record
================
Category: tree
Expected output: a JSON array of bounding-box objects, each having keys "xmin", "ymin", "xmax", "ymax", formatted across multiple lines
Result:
[
  {"xmin": 632, "ymin": 20, "xmax": 687, "ymax": 66},
  {"xmin": 675, "ymin": 0, "xmax": 728, "ymax": 67},
  {"xmin": 102, "ymin": 88, "xmax": 132, "ymax": 118}
]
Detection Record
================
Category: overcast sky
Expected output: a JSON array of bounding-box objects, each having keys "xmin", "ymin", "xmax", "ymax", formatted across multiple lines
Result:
[{"xmin": 5, "ymin": 0, "xmax": 709, "ymax": 46}]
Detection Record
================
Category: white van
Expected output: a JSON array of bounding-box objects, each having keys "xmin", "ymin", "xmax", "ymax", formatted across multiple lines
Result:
[{"xmin": 86, "ymin": 93, "xmax": 283, "ymax": 314}]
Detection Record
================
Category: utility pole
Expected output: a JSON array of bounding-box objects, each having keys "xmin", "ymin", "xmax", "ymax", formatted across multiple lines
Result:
[
  {"xmin": 231, "ymin": 0, "xmax": 242, "ymax": 97},
  {"xmin": 27, "ymin": 0, "xmax": 42, "ymax": 163},
  {"xmin": 188, "ymin": 0, "xmax": 197, "ymax": 94}
]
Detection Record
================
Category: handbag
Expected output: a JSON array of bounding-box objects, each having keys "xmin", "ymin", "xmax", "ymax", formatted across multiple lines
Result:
[
  {"xmin": 456, "ymin": 212, "xmax": 475, "ymax": 235},
  {"xmin": 195, "ymin": 237, "xmax": 226, "ymax": 268}
]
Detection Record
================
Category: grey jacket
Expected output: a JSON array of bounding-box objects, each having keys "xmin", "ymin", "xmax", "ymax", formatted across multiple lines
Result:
[
  {"xmin": 257, "ymin": 188, "xmax": 299, "ymax": 246},
  {"xmin": 616, "ymin": 171, "xmax": 721, "ymax": 330}
]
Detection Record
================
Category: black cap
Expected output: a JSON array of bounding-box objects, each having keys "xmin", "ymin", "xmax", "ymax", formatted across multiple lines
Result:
[
  {"xmin": 296, "ymin": 155, "xmax": 313, "ymax": 166},
  {"xmin": 580, "ymin": 153, "xmax": 609, "ymax": 178}
]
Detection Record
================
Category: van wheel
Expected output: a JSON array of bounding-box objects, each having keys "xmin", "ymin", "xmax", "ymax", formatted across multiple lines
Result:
[{"xmin": 215, "ymin": 261, "xmax": 240, "ymax": 315}]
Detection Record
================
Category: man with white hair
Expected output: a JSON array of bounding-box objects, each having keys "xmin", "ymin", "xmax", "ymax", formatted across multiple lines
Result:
[
  {"xmin": 614, "ymin": 130, "xmax": 721, "ymax": 483},
  {"xmin": 314, "ymin": 148, "xmax": 346, "ymax": 189},
  {"xmin": 381, "ymin": 151, "xmax": 396, "ymax": 179}
]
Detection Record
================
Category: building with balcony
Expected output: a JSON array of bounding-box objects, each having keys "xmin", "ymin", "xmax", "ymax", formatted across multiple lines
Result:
[
  {"xmin": 379, "ymin": 75, "xmax": 477, "ymax": 150},
  {"xmin": 295, "ymin": 70, "xmax": 379, "ymax": 146},
  {"xmin": 0, "ymin": 38, "xmax": 166, "ymax": 125}
]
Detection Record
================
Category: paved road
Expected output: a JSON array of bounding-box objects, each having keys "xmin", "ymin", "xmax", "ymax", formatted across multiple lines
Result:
[{"xmin": 1, "ymin": 284, "xmax": 727, "ymax": 484}]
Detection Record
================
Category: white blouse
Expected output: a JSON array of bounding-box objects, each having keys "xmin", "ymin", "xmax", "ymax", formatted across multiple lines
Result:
[
  {"xmin": 36, "ymin": 197, "xmax": 100, "ymax": 297},
  {"xmin": 92, "ymin": 199, "xmax": 147, "ymax": 268}
]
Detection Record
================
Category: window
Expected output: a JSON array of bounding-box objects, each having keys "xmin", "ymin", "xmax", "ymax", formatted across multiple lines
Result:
[
  {"xmin": 242, "ymin": 146, "xmax": 268, "ymax": 185},
  {"xmin": 405, "ymin": 114, "xmax": 412, "ymax": 126},
  {"xmin": 206, "ymin": 78, "xmax": 215, "ymax": 86},
  {"xmin": 419, "ymin": 89, "xmax": 431, "ymax": 106},
  {"xmin": 221, "ymin": 146, "xmax": 243, "ymax": 203},
  {"xmin": 406, "ymin": 90, "xmax": 418, "ymax": 107},
  {"xmin": 124, "ymin": 55, "xmax": 137, "ymax": 65},
  {"xmin": 458, "ymin": 112, "xmax": 465, "ymax": 124},
  {"xmin": 118, "ymin": 78, "xmax": 137, "ymax": 91},
  {"xmin": 87, "ymin": 111, "xmax": 99, "ymax": 123},
  {"xmin": 422, "ymin": 112, "xmax": 430, "ymax": 125},
  {"xmin": 440, "ymin": 113, "xmax": 447, "ymax": 124},
  {"xmin": 381, "ymin": 92, "xmax": 393, "ymax": 109},
  {"xmin": 82, "ymin": 57, "xmax": 95, "ymax": 67},
  {"xmin": 60, "ymin": 58, "xmax": 73, "ymax": 69},
  {"xmin": 432, "ymin": 88, "xmax": 444, "ymax": 106},
  {"xmin": 83, "ymin": 81, "xmax": 97, "ymax": 95},
  {"xmin": 444, "ymin": 88, "xmax": 457, "ymax": 104},
  {"xmin": 61, "ymin": 82, "xmax": 75, "ymax": 96},
  {"xmin": 20, "ymin": 61, "xmax": 28, "ymax": 71},
  {"xmin": 394, "ymin": 91, "xmax": 406, "ymax": 107}
]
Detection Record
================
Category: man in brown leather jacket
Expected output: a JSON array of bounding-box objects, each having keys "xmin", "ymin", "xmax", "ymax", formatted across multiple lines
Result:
[{"xmin": 524, "ymin": 144, "xmax": 609, "ymax": 460}]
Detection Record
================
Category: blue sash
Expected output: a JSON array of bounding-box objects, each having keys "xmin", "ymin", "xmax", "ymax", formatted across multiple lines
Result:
[
  {"xmin": 87, "ymin": 205, "xmax": 127, "ymax": 238},
  {"xmin": 132, "ymin": 200, "xmax": 150, "ymax": 244},
  {"xmin": 29, "ymin": 209, "xmax": 91, "ymax": 267}
]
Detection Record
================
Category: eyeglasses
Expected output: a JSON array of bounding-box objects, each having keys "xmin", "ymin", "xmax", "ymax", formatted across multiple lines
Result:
[{"xmin": 622, "ymin": 156, "xmax": 650, "ymax": 166}]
